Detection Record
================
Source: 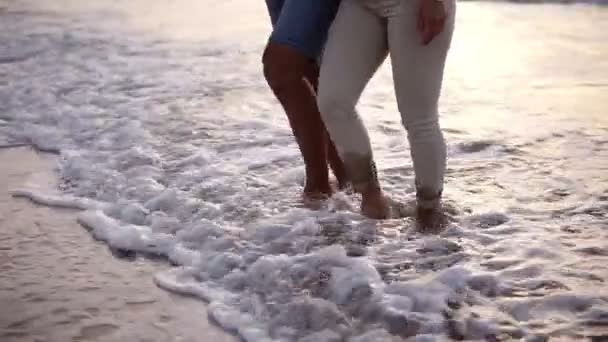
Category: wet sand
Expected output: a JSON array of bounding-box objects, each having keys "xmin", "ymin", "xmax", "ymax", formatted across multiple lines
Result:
[{"xmin": 0, "ymin": 147, "xmax": 237, "ymax": 342}]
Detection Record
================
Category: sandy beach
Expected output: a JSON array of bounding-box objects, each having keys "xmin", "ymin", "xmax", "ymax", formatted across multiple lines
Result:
[
  {"xmin": 1, "ymin": 0, "xmax": 607, "ymax": 340},
  {"xmin": 0, "ymin": 147, "xmax": 236, "ymax": 342}
]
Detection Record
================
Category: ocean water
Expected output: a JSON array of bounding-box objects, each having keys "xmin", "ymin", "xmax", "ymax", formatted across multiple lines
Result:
[{"xmin": 1, "ymin": 0, "xmax": 607, "ymax": 341}]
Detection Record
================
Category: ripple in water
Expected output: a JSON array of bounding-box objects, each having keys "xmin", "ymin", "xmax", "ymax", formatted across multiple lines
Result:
[{"xmin": 2, "ymin": 2, "xmax": 608, "ymax": 341}]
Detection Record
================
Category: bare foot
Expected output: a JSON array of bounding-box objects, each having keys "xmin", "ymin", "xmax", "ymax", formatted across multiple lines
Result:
[
  {"xmin": 336, "ymin": 179, "xmax": 351, "ymax": 192},
  {"xmin": 416, "ymin": 206, "xmax": 448, "ymax": 233},
  {"xmin": 360, "ymin": 189, "xmax": 390, "ymax": 219},
  {"xmin": 329, "ymin": 179, "xmax": 353, "ymax": 195},
  {"xmin": 302, "ymin": 185, "xmax": 332, "ymax": 209}
]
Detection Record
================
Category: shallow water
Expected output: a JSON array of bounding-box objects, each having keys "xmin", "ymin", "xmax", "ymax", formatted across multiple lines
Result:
[
  {"xmin": 0, "ymin": 148, "xmax": 236, "ymax": 342},
  {"xmin": 1, "ymin": 0, "xmax": 607, "ymax": 341}
]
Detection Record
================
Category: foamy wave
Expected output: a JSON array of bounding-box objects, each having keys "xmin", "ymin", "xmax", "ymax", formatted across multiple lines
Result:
[{"xmin": 3, "ymin": 1, "xmax": 607, "ymax": 341}]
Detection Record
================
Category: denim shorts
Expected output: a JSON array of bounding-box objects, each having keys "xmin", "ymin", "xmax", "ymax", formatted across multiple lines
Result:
[{"xmin": 265, "ymin": 0, "xmax": 341, "ymax": 60}]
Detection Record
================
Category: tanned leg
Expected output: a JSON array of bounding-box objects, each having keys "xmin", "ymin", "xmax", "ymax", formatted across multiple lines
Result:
[{"xmin": 263, "ymin": 43, "xmax": 333, "ymax": 200}]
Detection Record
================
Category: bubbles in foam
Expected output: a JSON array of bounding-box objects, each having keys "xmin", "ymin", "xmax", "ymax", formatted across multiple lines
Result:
[{"xmin": 3, "ymin": 2, "xmax": 608, "ymax": 341}]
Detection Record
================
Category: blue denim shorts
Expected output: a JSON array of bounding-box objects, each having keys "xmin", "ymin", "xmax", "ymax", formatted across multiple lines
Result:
[{"xmin": 265, "ymin": 0, "xmax": 341, "ymax": 60}]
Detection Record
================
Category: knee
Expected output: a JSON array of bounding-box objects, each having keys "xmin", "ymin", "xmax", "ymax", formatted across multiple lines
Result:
[
  {"xmin": 316, "ymin": 86, "xmax": 355, "ymax": 124},
  {"xmin": 397, "ymin": 92, "xmax": 440, "ymax": 131},
  {"xmin": 262, "ymin": 43, "xmax": 309, "ymax": 92},
  {"xmin": 262, "ymin": 53, "xmax": 292, "ymax": 92},
  {"xmin": 403, "ymin": 116, "xmax": 442, "ymax": 140},
  {"xmin": 317, "ymin": 92, "xmax": 342, "ymax": 124},
  {"xmin": 399, "ymin": 101, "xmax": 440, "ymax": 132},
  {"xmin": 401, "ymin": 112, "xmax": 438, "ymax": 130}
]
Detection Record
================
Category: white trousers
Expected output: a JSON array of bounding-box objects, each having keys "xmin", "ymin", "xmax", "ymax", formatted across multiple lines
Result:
[{"xmin": 317, "ymin": 0, "xmax": 455, "ymax": 199}]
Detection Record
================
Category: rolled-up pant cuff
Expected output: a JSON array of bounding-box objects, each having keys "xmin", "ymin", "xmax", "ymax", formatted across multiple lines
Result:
[{"xmin": 341, "ymin": 152, "xmax": 380, "ymax": 193}]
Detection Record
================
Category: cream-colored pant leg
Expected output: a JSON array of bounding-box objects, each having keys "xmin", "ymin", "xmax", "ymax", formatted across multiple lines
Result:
[
  {"xmin": 317, "ymin": 0, "xmax": 387, "ymax": 190},
  {"xmin": 318, "ymin": 0, "xmax": 455, "ymax": 201},
  {"xmin": 388, "ymin": 0, "xmax": 455, "ymax": 203}
]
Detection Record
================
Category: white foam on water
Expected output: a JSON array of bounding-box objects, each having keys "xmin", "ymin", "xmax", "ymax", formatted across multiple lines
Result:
[
  {"xmin": 2, "ymin": 1, "xmax": 608, "ymax": 341},
  {"xmin": 12, "ymin": 188, "xmax": 108, "ymax": 211}
]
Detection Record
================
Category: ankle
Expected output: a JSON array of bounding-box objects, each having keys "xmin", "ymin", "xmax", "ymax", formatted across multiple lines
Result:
[
  {"xmin": 361, "ymin": 183, "xmax": 383, "ymax": 200},
  {"xmin": 304, "ymin": 178, "xmax": 332, "ymax": 196},
  {"xmin": 342, "ymin": 153, "xmax": 379, "ymax": 194},
  {"xmin": 416, "ymin": 187, "xmax": 442, "ymax": 210},
  {"xmin": 360, "ymin": 187, "xmax": 389, "ymax": 220}
]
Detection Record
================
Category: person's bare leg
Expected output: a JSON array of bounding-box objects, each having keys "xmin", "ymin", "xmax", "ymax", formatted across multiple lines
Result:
[
  {"xmin": 263, "ymin": 43, "xmax": 332, "ymax": 200},
  {"xmin": 302, "ymin": 63, "xmax": 349, "ymax": 189},
  {"xmin": 326, "ymin": 131, "xmax": 349, "ymax": 190}
]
